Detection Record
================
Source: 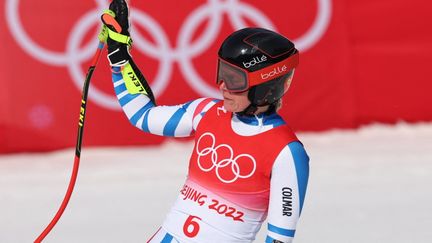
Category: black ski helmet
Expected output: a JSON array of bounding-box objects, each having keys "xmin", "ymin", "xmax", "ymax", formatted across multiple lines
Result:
[{"xmin": 217, "ymin": 27, "xmax": 299, "ymax": 114}]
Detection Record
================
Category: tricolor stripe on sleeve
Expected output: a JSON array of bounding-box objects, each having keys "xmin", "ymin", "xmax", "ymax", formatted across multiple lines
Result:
[{"xmin": 112, "ymin": 68, "xmax": 219, "ymax": 137}]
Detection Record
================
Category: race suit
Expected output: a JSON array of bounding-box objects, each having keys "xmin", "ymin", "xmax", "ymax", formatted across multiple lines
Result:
[{"xmin": 111, "ymin": 67, "xmax": 309, "ymax": 243}]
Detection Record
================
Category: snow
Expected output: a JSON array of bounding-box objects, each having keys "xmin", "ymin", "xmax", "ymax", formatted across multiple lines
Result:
[{"xmin": 1, "ymin": 122, "xmax": 431, "ymax": 243}]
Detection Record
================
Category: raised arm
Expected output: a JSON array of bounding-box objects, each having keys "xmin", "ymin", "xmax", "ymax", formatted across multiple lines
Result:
[
  {"xmin": 112, "ymin": 67, "xmax": 218, "ymax": 137},
  {"xmin": 101, "ymin": 0, "xmax": 218, "ymax": 137}
]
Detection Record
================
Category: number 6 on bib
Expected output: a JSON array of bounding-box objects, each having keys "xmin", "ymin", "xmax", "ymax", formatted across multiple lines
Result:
[{"xmin": 183, "ymin": 215, "xmax": 201, "ymax": 238}]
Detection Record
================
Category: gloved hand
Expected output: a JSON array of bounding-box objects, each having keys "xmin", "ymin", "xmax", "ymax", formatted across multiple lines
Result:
[
  {"xmin": 101, "ymin": 0, "xmax": 132, "ymax": 67},
  {"xmin": 99, "ymin": 0, "xmax": 157, "ymax": 103}
]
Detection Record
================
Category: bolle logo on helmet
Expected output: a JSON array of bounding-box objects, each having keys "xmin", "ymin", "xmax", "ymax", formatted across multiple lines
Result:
[
  {"xmin": 261, "ymin": 65, "xmax": 288, "ymax": 80},
  {"xmin": 243, "ymin": 55, "xmax": 267, "ymax": 68}
]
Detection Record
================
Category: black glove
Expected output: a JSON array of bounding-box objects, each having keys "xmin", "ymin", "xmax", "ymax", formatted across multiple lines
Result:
[
  {"xmin": 101, "ymin": 0, "xmax": 132, "ymax": 66},
  {"xmin": 100, "ymin": 0, "xmax": 156, "ymax": 104}
]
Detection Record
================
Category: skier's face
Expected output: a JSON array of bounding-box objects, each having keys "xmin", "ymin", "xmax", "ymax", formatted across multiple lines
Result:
[{"xmin": 219, "ymin": 82, "xmax": 251, "ymax": 112}]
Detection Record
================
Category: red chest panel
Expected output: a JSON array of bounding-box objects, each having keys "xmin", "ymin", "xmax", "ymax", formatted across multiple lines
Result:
[{"xmin": 188, "ymin": 103, "xmax": 298, "ymax": 194}]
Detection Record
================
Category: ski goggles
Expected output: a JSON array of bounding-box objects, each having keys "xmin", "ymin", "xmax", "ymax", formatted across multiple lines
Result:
[{"xmin": 217, "ymin": 52, "xmax": 299, "ymax": 92}]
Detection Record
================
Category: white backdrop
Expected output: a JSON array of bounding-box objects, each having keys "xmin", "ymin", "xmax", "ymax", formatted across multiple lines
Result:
[{"xmin": 1, "ymin": 123, "xmax": 431, "ymax": 243}]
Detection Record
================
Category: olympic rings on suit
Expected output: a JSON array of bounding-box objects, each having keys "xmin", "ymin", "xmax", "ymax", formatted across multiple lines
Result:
[{"xmin": 196, "ymin": 132, "xmax": 256, "ymax": 183}]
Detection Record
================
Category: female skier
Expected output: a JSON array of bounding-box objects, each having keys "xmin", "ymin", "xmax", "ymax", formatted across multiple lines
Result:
[{"xmin": 101, "ymin": 1, "xmax": 309, "ymax": 242}]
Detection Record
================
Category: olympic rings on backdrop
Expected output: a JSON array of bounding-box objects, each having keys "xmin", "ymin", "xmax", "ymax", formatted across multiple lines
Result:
[
  {"xmin": 196, "ymin": 132, "xmax": 256, "ymax": 183},
  {"xmin": 5, "ymin": 0, "xmax": 332, "ymax": 110}
]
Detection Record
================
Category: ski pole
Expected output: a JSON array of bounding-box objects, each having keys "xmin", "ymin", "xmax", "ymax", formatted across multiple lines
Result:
[
  {"xmin": 34, "ymin": 12, "xmax": 120, "ymax": 242},
  {"xmin": 34, "ymin": 40, "xmax": 105, "ymax": 243}
]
